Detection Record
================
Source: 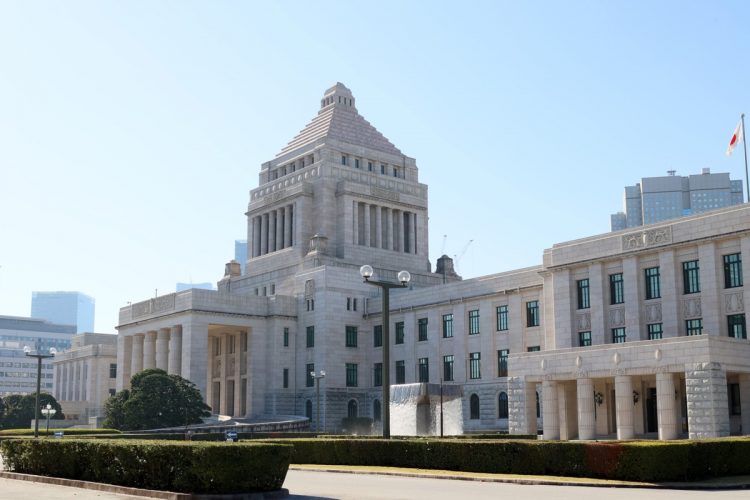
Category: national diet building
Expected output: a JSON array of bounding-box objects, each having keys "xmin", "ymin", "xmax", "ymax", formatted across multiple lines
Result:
[{"xmin": 117, "ymin": 83, "xmax": 750, "ymax": 440}]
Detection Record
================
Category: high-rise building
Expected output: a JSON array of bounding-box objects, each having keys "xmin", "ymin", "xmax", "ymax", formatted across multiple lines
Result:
[
  {"xmin": 31, "ymin": 291, "xmax": 95, "ymax": 333},
  {"xmin": 234, "ymin": 240, "xmax": 248, "ymax": 274},
  {"xmin": 0, "ymin": 315, "xmax": 75, "ymax": 396},
  {"xmin": 116, "ymin": 84, "xmax": 750, "ymax": 441},
  {"xmin": 610, "ymin": 169, "xmax": 744, "ymax": 231}
]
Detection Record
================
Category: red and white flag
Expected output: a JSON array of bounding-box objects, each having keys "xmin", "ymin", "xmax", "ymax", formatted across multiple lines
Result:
[{"xmin": 727, "ymin": 119, "xmax": 744, "ymax": 156}]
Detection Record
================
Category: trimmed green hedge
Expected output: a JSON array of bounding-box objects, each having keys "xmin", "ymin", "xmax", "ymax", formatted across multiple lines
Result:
[
  {"xmin": 262, "ymin": 437, "xmax": 750, "ymax": 482},
  {"xmin": 0, "ymin": 438, "xmax": 292, "ymax": 493},
  {"xmin": 0, "ymin": 428, "xmax": 121, "ymax": 437}
]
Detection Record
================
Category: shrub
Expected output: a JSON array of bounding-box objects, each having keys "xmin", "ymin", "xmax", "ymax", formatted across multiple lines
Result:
[{"xmin": 0, "ymin": 438, "xmax": 291, "ymax": 493}]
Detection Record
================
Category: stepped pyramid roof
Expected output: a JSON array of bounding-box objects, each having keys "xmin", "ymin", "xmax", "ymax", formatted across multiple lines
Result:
[{"xmin": 276, "ymin": 83, "xmax": 402, "ymax": 158}]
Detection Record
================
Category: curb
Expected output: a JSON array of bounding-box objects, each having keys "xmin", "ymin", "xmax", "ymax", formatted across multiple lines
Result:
[
  {"xmin": 288, "ymin": 465, "xmax": 750, "ymax": 490},
  {"xmin": 0, "ymin": 471, "xmax": 289, "ymax": 499}
]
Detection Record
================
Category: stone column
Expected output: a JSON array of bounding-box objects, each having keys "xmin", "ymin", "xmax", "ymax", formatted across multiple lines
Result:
[
  {"xmin": 260, "ymin": 213, "xmax": 268, "ymax": 255},
  {"xmin": 253, "ymin": 216, "xmax": 261, "ymax": 257},
  {"xmin": 622, "ymin": 256, "xmax": 642, "ymax": 341},
  {"xmin": 155, "ymin": 328, "xmax": 170, "ymax": 370},
  {"xmin": 276, "ymin": 208, "xmax": 284, "ymax": 250},
  {"xmin": 143, "ymin": 331, "xmax": 156, "ymax": 370},
  {"xmin": 131, "ymin": 334, "xmax": 144, "ymax": 377},
  {"xmin": 699, "ymin": 242, "xmax": 720, "ymax": 336},
  {"xmin": 363, "ymin": 203, "xmax": 371, "ymax": 247},
  {"xmin": 284, "ymin": 205, "xmax": 292, "ymax": 248},
  {"xmin": 385, "ymin": 207, "xmax": 392, "ymax": 250},
  {"xmin": 686, "ymin": 362, "xmax": 730, "ymax": 438},
  {"xmin": 168, "ymin": 325, "xmax": 182, "ymax": 375},
  {"xmin": 558, "ymin": 382, "xmax": 578, "ymax": 440},
  {"xmin": 577, "ymin": 378, "xmax": 595, "ymax": 439},
  {"xmin": 375, "ymin": 205, "xmax": 382, "ymax": 249},
  {"xmin": 542, "ymin": 380, "xmax": 560, "ymax": 439},
  {"xmin": 268, "ymin": 211, "xmax": 276, "ymax": 253},
  {"xmin": 614, "ymin": 375, "xmax": 634, "ymax": 439},
  {"xmin": 116, "ymin": 334, "xmax": 132, "ymax": 391},
  {"xmin": 393, "ymin": 210, "xmax": 401, "ymax": 252},
  {"xmin": 659, "ymin": 250, "xmax": 678, "ymax": 341},
  {"xmin": 181, "ymin": 320, "xmax": 209, "ymax": 399},
  {"xmin": 739, "ymin": 373, "xmax": 750, "ymax": 436},
  {"xmin": 352, "ymin": 201, "xmax": 360, "ymax": 245},
  {"xmin": 656, "ymin": 371, "xmax": 678, "ymax": 440}
]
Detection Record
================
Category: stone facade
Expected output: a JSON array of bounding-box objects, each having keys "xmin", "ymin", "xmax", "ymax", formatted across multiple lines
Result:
[{"xmin": 115, "ymin": 83, "xmax": 750, "ymax": 438}]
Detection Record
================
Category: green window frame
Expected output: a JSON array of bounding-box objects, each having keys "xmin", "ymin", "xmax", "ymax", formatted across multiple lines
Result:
[
  {"xmin": 373, "ymin": 325, "xmax": 382, "ymax": 347},
  {"xmin": 283, "ymin": 327, "xmax": 289, "ymax": 347},
  {"xmin": 345, "ymin": 325, "xmax": 358, "ymax": 347},
  {"xmin": 468, "ymin": 309, "xmax": 480, "ymax": 335},
  {"xmin": 648, "ymin": 323, "xmax": 663, "ymax": 340},
  {"xmin": 609, "ymin": 273, "xmax": 624, "ymax": 305},
  {"xmin": 686, "ymin": 318, "xmax": 703, "ymax": 336},
  {"xmin": 497, "ymin": 349, "xmax": 509, "ymax": 377},
  {"xmin": 526, "ymin": 301, "xmax": 539, "ymax": 327},
  {"xmin": 612, "ymin": 327, "xmax": 626, "ymax": 344},
  {"xmin": 418, "ymin": 318, "xmax": 428, "ymax": 341},
  {"xmin": 395, "ymin": 321, "xmax": 405, "ymax": 344},
  {"xmin": 395, "ymin": 360, "xmax": 405, "ymax": 384},
  {"xmin": 724, "ymin": 253, "xmax": 743, "ymax": 288},
  {"xmin": 645, "ymin": 267, "xmax": 661, "ymax": 300},
  {"xmin": 306, "ymin": 326, "xmax": 314, "ymax": 348},
  {"xmin": 496, "ymin": 305, "xmax": 508, "ymax": 331},
  {"xmin": 346, "ymin": 363, "xmax": 358, "ymax": 387},
  {"xmin": 579, "ymin": 331, "xmax": 592, "ymax": 346},
  {"xmin": 373, "ymin": 362, "xmax": 382, "ymax": 387},
  {"xmin": 418, "ymin": 357, "xmax": 429, "ymax": 383},
  {"xmin": 283, "ymin": 368, "xmax": 289, "ymax": 389},
  {"xmin": 306, "ymin": 363, "xmax": 314, "ymax": 387},
  {"xmin": 442, "ymin": 314, "xmax": 454, "ymax": 338},
  {"xmin": 469, "ymin": 352, "xmax": 481, "ymax": 380},
  {"xmin": 577, "ymin": 279, "xmax": 590, "ymax": 309},
  {"xmin": 682, "ymin": 260, "xmax": 700, "ymax": 294},
  {"xmin": 728, "ymin": 314, "xmax": 747, "ymax": 339},
  {"xmin": 443, "ymin": 355, "xmax": 454, "ymax": 382}
]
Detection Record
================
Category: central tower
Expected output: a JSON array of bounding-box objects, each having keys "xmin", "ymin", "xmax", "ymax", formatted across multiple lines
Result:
[{"xmin": 240, "ymin": 83, "xmax": 437, "ymax": 294}]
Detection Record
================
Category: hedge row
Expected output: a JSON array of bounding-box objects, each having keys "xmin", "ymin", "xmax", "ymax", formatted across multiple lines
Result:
[
  {"xmin": 0, "ymin": 428, "xmax": 121, "ymax": 437},
  {"xmin": 262, "ymin": 437, "xmax": 750, "ymax": 482},
  {"xmin": 0, "ymin": 438, "xmax": 292, "ymax": 493}
]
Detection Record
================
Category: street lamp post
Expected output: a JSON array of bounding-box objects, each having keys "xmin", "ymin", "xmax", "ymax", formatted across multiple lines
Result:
[
  {"xmin": 41, "ymin": 403, "xmax": 56, "ymax": 436},
  {"xmin": 310, "ymin": 370, "xmax": 326, "ymax": 433},
  {"xmin": 360, "ymin": 265, "xmax": 411, "ymax": 439},
  {"xmin": 24, "ymin": 342, "xmax": 57, "ymax": 439}
]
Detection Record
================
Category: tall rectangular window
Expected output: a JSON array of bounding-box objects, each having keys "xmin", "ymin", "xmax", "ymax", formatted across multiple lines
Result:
[
  {"xmin": 497, "ymin": 349, "xmax": 509, "ymax": 377},
  {"xmin": 306, "ymin": 363, "xmax": 314, "ymax": 387},
  {"xmin": 648, "ymin": 323, "xmax": 663, "ymax": 340},
  {"xmin": 443, "ymin": 355, "xmax": 454, "ymax": 382},
  {"xmin": 373, "ymin": 325, "xmax": 382, "ymax": 347},
  {"xmin": 373, "ymin": 363, "xmax": 383, "ymax": 387},
  {"xmin": 418, "ymin": 358, "xmax": 429, "ymax": 383},
  {"xmin": 645, "ymin": 267, "xmax": 661, "ymax": 300},
  {"xmin": 341, "ymin": 155, "xmax": 347, "ymax": 165},
  {"xmin": 686, "ymin": 318, "xmax": 703, "ymax": 336},
  {"xmin": 610, "ymin": 273, "xmax": 624, "ymax": 305},
  {"xmin": 728, "ymin": 314, "xmax": 747, "ymax": 339},
  {"xmin": 730, "ymin": 383, "xmax": 741, "ymax": 415},
  {"xmin": 109, "ymin": 363, "xmax": 117, "ymax": 379},
  {"xmin": 469, "ymin": 352, "xmax": 481, "ymax": 380},
  {"xmin": 724, "ymin": 253, "xmax": 743, "ymax": 288},
  {"xmin": 395, "ymin": 360, "xmax": 405, "ymax": 384},
  {"xmin": 577, "ymin": 279, "xmax": 590, "ymax": 309},
  {"xmin": 418, "ymin": 318, "xmax": 428, "ymax": 341},
  {"xmin": 612, "ymin": 327, "xmax": 626, "ymax": 343},
  {"xmin": 346, "ymin": 363, "xmax": 358, "ymax": 387},
  {"xmin": 345, "ymin": 326, "xmax": 358, "ymax": 347},
  {"xmin": 578, "ymin": 331, "xmax": 592, "ymax": 346},
  {"xmin": 442, "ymin": 314, "xmax": 454, "ymax": 338},
  {"xmin": 283, "ymin": 327, "xmax": 289, "ymax": 347},
  {"xmin": 682, "ymin": 260, "xmax": 700, "ymax": 294},
  {"xmin": 395, "ymin": 321, "xmax": 405, "ymax": 344},
  {"xmin": 496, "ymin": 305, "xmax": 508, "ymax": 331},
  {"xmin": 306, "ymin": 326, "xmax": 314, "ymax": 348},
  {"xmin": 526, "ymin": 301, "xmax": 540, "ymax": 327},
  {"xmin": 283, "ymin": 368, "xmax": 289, "ymax": 389},
  {"xmin": 468, "ymin": 309, "xmax": 480, "ymax": 335}
]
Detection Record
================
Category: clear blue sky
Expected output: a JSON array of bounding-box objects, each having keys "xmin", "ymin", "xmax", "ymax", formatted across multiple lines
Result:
[{"xmin": 1, "ymin": 1, "xmax": 748, "ymax": 332}]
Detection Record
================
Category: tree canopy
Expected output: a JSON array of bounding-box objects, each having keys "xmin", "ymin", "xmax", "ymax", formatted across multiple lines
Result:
[
  {"xmin": 103, "ymin": 368, "xmax": 211, "ymax": 430},
  {"xmin": 0, "ymin": 393, "xmax": 64, "ymax": 430}
]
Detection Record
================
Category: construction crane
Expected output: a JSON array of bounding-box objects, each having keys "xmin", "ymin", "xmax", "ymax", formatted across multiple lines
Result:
[{"xmin": 454, "ymin": 239, "xmax": 473, "ymax": 273}]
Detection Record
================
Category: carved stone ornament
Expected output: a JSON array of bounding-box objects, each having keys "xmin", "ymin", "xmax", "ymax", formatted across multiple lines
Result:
[
  {"xmin": 725, "ymin": 291, "xmax": 744, "ymax": 313},
  {"xmin": 304, "ymin": 279, "xmax": 315, "ymax": 299},
  {"xmin": 683, "ymin": 297, "xmax": 702, "ymax": 319},
  {"xmin": 644, "ymin": 302, "xmax": 662, "ymax": 323},
  {"xmin": 621, "ymin": 226, "xmax": 673, "ymax": 251},
  {"xmin": 609, "ymin": 307, "xmax": 625, "ymax": 327},
  {"xmin": 577, "ymin": 313, "xmax": 591, "ymax": 331}
]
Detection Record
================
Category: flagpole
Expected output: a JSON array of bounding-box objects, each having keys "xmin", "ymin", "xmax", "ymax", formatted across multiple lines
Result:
[{"xmin": 742, "ymin": 113, "xmax": 749, "ymax": 203}]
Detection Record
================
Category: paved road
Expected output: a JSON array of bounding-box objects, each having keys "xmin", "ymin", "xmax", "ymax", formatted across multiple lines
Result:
[
  {"xmin": 282, "ymin": 470, "xmax": 750, "ymax": 500},
  {"xmin": 0, "ymin": 476, "xmax": 144, "ymax": 499}
]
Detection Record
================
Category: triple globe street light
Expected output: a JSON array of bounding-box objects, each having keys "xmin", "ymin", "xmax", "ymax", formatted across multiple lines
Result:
[{"xmin": 360, "ymin": 264, "xmax": 411, "ymax": 439}]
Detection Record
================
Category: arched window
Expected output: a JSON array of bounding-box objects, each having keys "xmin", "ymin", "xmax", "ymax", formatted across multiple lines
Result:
[
  {"xmin": 373, "ymin": 399, "xmax": 381, "ymax": 422},
  {"xmin": 348, "ymin": 399, "xmax": 358, "ymax": 418},
  {"xmin": 305, "ymin": 399, "xmax": 313, "ymax": 419},
  {"xmin": 536, "ymin": 391, "xmax": 540, "ymax": 418},
  {"xmin": 498, "ymin": 392, "xmax": 508, "ymax": 419},
  {"xmin": 470, "ymin": 394, "xmax": 480, "ymax": 420}
]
